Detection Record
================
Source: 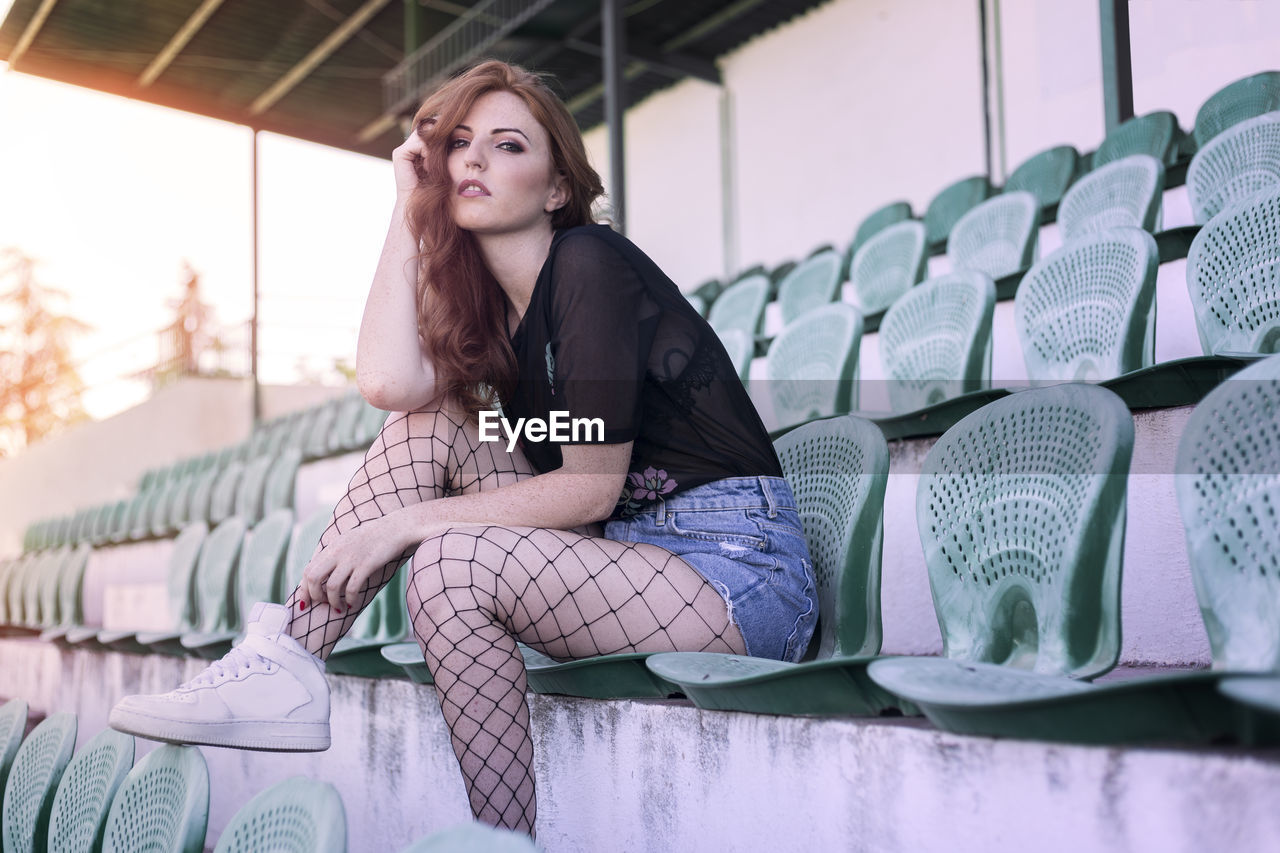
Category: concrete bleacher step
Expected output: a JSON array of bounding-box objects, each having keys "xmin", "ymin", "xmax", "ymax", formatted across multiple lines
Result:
[{"xmin": 2, "ymin": 639, "xmax": 1277, "ymax": 853}]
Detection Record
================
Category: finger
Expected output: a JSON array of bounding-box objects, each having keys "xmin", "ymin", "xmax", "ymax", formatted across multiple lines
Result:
[
  {"xmin": 324, "ymin": 566, "xmax": 347, "ymax": 612},
  {"xmin": 300, "ymin": 553, "xmax": 334, "ymax": 611}
]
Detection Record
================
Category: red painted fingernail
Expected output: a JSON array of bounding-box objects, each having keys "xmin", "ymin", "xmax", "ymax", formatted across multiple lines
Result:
[
  {"xmin": 298, "ymin": 601, "xmax": 307, "ymax": 611},
  {"xmin": 335, "ymin": 608, "xmax": 344, "ymax": 614}
]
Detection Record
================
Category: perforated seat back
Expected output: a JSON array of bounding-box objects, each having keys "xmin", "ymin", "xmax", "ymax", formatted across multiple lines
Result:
[
  {"xmin": 192, "ymin": 517, "xmax": 248, "ymax": 633},
  {"xmin": 1015, "ymin": 226, "xmax": 1158, "ymax": 381},
  {"xmin": 851, "ymin": 200, "xmax": 913, "ymax": 256},
  {"xmin": 1194, "ymin": 70, "xmax": 1280, "ymax": 148},
  {"xmin": 1093, "ymin": 110, "xmax": 1180, "ymax": 168},
  {"xmin": 46, "ymin": 729, "xmax": 134, "ymax": 853},
  {"xmin": 1175, "ymin": 353, "xmax": 1280, "ymax": 670},
  {"xmin": 212, "ymin": 777, "xmax": 345, "ymax": 853},
  {"xmin": 849, "ymin": 220, "xmax": 927, "ymax": 315},
  {"xmin": 879, "ymin": 271, "xmax": 996, "ymax": 411},
  {"xmin": 778, "ymin": 250, "xmax": 843, "ymax": 325},
  {"xmin": 773, "ymin": 415, "xmax": 888, "ymax": 659},
  {"xmin": 238, "ymin": 509, "xmax": 295, "ymax": 608},
  {"xmin": 707, "ymin": 274, "xmax": 769, "ymax": 337},
  {"xmin": 399, "ymin": 822, "xmax": 539, "ymax": 853},
  {"xmin": 1, "ymin": 712, "xmax": 77, "ymax": 853},
  {"xmin": 1186, "ymin": 184, "xmax": 1280, "ymax": 354},
  {"xmin": 1058, "ymin": 154, "xmax": 1164, "ymax": 241},
  {"xmin": 101, "ymin": 745, "xmax": 208, "ymax": 853},
  {"xmin": 1004, "ymin": 145, "xmax": 1080, "ymax": 210},
  {"xmin": 766, "ymin": 303, "xmax": 863, "ymax": 428},
  {"xmin": 715, "ymin": 328, "xmax": 753, "ymax": 382},
  {"xmin": 917, "ymin": 384, "xmax": 1133, "ymax": 679},
  {"xmin": 924, "ymin": 176, "xmax": 995, "ymax": 247},
  {"xmin": 0, "ymin": 699, "xmax": 27, "ymax": 808},
  {"xmin": 1187, "ymin": 110, "xmax": 1280, "ymax": 224},
  {"xmin": 948, "ymin": 191, "xmax": 1039, "ymax": 279}
]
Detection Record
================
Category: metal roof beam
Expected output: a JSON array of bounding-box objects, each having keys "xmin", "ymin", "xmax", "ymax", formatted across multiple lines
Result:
[
  {"xmin": 137, "ymin": 0, "xmax": 226, "ymax": 87},
  {"xmin": 6, "ymin": 0, "xmax": 60, "ymax": 71},
  {"xmin": 249, "ymin": 0, "xmax": 394, "ymax": 117}
]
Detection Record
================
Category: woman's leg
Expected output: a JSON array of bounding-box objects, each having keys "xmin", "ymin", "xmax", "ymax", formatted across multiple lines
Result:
[
  {"xmin": 409, "ymin": 525, "xmax": 747, "ymax": 834},
  {"xmin": 286, "ymin": 405, "xmax": 535, "ymax": 659}
]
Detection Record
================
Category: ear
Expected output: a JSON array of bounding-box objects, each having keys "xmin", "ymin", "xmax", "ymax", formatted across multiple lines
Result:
[{"xmin": 545, "ymin": 172, "xmax": 569, "ymax": 214}]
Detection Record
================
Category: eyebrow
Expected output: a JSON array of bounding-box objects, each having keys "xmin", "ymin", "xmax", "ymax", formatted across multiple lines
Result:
[{"xmin": 455, "ymin": 124, "xmax": 531, "ymax": 142}]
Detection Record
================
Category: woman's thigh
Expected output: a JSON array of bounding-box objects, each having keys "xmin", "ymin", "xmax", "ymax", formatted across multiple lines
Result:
[{"xmin": 408, "ymin": 524, "xmax": 748, "ymax": 660}]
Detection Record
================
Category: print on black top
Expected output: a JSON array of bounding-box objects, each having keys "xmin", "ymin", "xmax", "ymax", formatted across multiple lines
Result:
[{"xmin": 506, "ymin": 224, "xmax": 782, "ymax": 519}]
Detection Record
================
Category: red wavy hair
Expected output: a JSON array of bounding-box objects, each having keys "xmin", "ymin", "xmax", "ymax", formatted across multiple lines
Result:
[{"xmin": 406, "ymin": 60, "xmax": 604, "ymax": 416}]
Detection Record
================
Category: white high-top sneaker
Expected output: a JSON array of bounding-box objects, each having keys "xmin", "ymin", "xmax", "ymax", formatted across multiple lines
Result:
[{"xmin": 109, "ymin": 602, "xmax": 330, "ymax": 751}]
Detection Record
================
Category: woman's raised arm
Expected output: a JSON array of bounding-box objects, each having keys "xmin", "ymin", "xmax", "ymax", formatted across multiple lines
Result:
[{"xmin": 356, "ymin": 131, "xmax": 441, "ymax": 412}]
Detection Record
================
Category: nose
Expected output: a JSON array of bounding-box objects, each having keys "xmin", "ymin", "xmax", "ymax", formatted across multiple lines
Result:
[{"xmin": 463, "ymin": 142, "xmax": 486, "ymax": 170}]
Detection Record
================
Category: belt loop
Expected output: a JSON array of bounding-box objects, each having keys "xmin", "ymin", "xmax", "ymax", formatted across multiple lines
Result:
[
  {"xmin": 760, "ymin": 476, "xmax": 778, "ymax": 518},
  {"xmin": 656, "ymin": 498, "xmax": 667, "ymax": 525}
]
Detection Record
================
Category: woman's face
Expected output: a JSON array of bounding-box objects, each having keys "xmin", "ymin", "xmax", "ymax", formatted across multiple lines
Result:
[{"xmin": 445, "ymin": 90, "xmax": 566, "ymax": 237}]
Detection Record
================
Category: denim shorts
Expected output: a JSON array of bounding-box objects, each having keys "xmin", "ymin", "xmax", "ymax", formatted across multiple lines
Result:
[{"xmin": 604, "ymin": 476, "xmax": 818, "ymax": 662}]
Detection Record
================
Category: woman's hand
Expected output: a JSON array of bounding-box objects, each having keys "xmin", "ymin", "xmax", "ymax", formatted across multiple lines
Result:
[
  {"xmin": 391, "ymin": 123, "xmax": 430, "ymax": 198},
  {"xmin": 300, "ymin": 514, "xmax": 418, "ymax": 612}
]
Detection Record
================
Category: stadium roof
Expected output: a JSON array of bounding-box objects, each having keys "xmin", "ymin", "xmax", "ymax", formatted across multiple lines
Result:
[{"xmin": 0, "ymin": 0, "xmax": 829, "ymax": 159}]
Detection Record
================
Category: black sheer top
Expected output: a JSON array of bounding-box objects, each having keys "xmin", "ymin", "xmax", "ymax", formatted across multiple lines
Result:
[{"xmin": 506, "ymin": 224, "xmax": 782, "ymax": 519}]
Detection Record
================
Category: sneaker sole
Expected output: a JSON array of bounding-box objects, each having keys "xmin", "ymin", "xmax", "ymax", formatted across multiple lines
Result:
[{"xmin": 109, "ymin": 706, "xmax": 330, "ymax": 752}]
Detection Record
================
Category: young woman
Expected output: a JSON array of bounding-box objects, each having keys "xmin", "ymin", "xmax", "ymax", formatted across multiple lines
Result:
[{"xmin": 111, "ymin": 60, "xmax": 817, "ymax": 836}]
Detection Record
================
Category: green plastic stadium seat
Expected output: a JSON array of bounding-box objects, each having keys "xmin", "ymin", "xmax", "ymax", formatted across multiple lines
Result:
[
  {"xmin": 685, "ymin": 293, "xmax": 706, "ymax": 317},
  {"xmin": 715, "ymin": 329, "xmax": 754, "ymax": 383},
  {"xmin": 692, "ymin": 277, "xmax": 723, "ymax": 303},
  {"xmin": 36, "ymin": 547, "xmax": 72, "ymax": 629},
  {"xmin": 947, "ymin": 191, "xmax": 1039, "ymax": 280},
  {"xmin": 397, "ymin": 822, "xmax": 538, "ymax": 853},
  {"xmin": 1, "ymin": 712, "xmax": 77, "ymax": 853},
  {"xmin": 777, "ymin": 249, "xmax": 843, "ymax": 326},
  {"xmin": 262, "ymin": 447, "xmax": 303, "ymax": 517},
  {"xmin": 1218, "ymin": 676, "xmax": 1280, "ymax": 744},
  {"xmin": 213, "ymin": 777, "xmax": 345, "ymax": 853},
  {"xmin": 707, "ymin": 274, "xmax": 769, "ymax": 338},
  {"xmin": 185, "ymin": 467, "xmax": 219, "ymax": 527},
  {"xmin": 0, "ymin": 699, "xmax": 27, "ymax": 812},
  {"xmin": 137, "ymin": 516, "xmax": 247, "ymax": 657},
  {"xmin": 1004, "ymin": 145, "xmax": 1080, "ymax": 213},
  {"xmin": 46, "ymin": 729, "xmax": 134, "ymax": 853},
  {"xmin": 183, "ymin": 509, "xmax": 294, "ymax": 659},
  {"xmin": 647, "ymin": 415, "xmax": 902, "ymax": 715},
  {"xmin": 326, "ymin": 558, "xmax": 412, "ymax": 679},
  {"xmin": 1058, "ymin": 154, "xmax": 1164, "ymax": 242},
  {"xmin": 329, "ymin": 390, "xmax": 367, "ymax": 453},
  {"xmin": 303, "ymin": 398, "xmax": 342, "ymax": 461},
  {"xmin": 89, "ymin": 522, "xmax": 209, "ymax": 655},
  {"xmin": 866, "ymin": 385, "xmax": 1138, "ymax": 740},
  {"xmin": 1093, "ymin": 110, "xmax": 1181, "ymax": 169},
  {"xmin": 765, "ymin": 304, "xmax": 864, "ymax": 433},
  {"xmin": 129, "ymin": 489, "xmax": 163, "ymax": 541},
  {"xmin": 924, "ymin": 175, "xmax": 994, "ymax": 250},
  {"xmin": 1187, "ymin": 110, "xmax": 1280, "ymax": 223},
  {"xmin": 1015, "ymin": 226, "xmax": 1158, "ymax": 381},
  {"xmin": 352, "ymin": 399, "xmax": 390, "ymax": 449},
  {"xmin": 233, "ymin": 455, "xmax": 273, "ymax": 526},
  {"xmin": 1186, "ymin": 184, "xmax": 1280, "ymax": 354},
  {"xmin": 380, "ymin": 642, "xmax": 433, "ymax": 684},
  {"xmin": 39, "ymin": 543, "xmax": 91, "ymax": 643},
  {"xmin": 1193, "ymin": 70, "xmax": 1280, "ymax": 148},
  {"xmin": 101, "ymin": 745, "xmax": 208, "ymax": 853},
  {"xmin": 149, "ymin": 477, "xmax": 181, "ymax": 537},
  {"xmin": 283, "ymin": 506, "xmax": 332, "ymax": 595},
  {"xmin": 876, "ymin": 270, "xmax": 1000, "ymax": 420},
  {"xmin": 850, "ymin": 201, "xmax": 913, "ymax": 260},
  {"xmin": 847, "ymin": 220, "xmax": 927, "ymax": 319},
  {"xmin": 208, "ymin": 461, "xmax": 245, "ymax": 527}
]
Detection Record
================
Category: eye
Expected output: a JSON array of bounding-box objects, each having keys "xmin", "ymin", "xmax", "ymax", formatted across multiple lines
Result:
[
  {"xmin": 448, "ymin": 137, "xmax": 469, "ymax": 150},
  {"xmin": 497, "ymin": 140, "xmax": 524, "ymax": 153}
]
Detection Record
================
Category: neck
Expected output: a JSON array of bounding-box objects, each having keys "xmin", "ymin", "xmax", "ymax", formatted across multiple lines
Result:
[{"xmin": 474, "ymin": 227, "xmax": 555, "ymax": 324}]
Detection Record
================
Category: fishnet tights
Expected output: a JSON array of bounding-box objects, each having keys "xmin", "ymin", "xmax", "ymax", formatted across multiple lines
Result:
[{"xmin": 284, "ymin": 406, "xmax": 745, "ymax": 835}]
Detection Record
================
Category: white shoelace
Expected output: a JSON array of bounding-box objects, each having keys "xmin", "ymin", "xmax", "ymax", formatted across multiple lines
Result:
[{"xmin": 182, "ymin": 644, "xmax": 273, "ymax": 690}]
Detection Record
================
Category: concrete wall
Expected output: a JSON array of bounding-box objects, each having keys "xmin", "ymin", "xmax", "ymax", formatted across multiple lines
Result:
[
  {"xmin": 3, "ymin": 640, "xmax": 1278, "ymax": 853},
  {"xmin": 0, "ymin": 377, "xmax": 349, "ymax": 557}
]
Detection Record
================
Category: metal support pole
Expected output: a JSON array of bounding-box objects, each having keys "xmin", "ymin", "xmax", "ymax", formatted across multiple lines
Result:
[
  {"xmin": 251, "ymin": 129, "xmax": 262, "ymax": 425},
  {"xmin": 404, "ymin": 0, "xmax": 426, "ymax": 56},
  {"xmin": 602, "ymin": 0, "xmax": 627, "ymax": 234},
  {"xmin": 979, "ymin": 0, "xmax": 994, "ymax": 180},
  {"xmin": 1099, "ymin": 0, "xmax": 1134, "ymax": 133}
]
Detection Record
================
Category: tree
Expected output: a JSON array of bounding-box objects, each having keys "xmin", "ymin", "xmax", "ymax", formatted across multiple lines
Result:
[{"xmin": 0, "ymin": 248, "xmax": 92, "ymax": 456}]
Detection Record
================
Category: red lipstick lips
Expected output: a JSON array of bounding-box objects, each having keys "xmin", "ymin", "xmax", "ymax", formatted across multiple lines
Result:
[{"xmin": 458, "ymin": 179, "xmax": 490, "ymax": 196}]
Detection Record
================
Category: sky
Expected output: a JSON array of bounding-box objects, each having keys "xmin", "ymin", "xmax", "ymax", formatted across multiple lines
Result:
[{"xmin": 0, "ymin": 60, "xmax": 395, "ymax": 420}]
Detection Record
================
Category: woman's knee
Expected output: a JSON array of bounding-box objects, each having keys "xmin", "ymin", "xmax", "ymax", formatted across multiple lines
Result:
[{"xmin": 406, "ymin": 526, "xmax": 503, "ymax": 623}]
